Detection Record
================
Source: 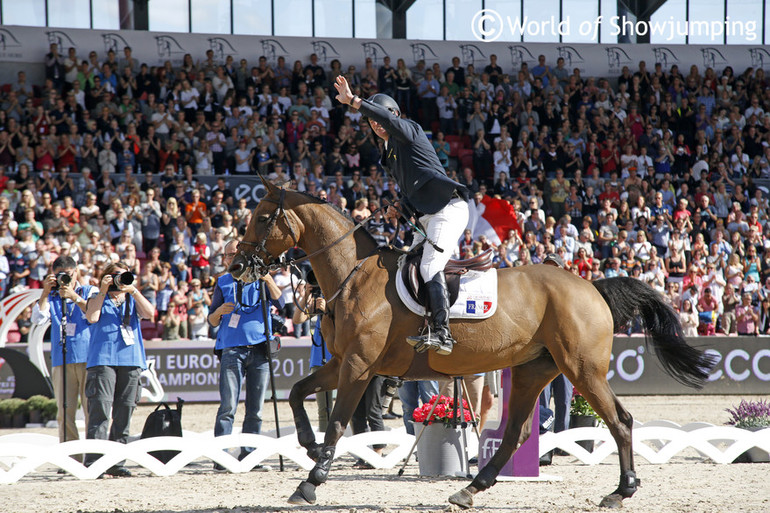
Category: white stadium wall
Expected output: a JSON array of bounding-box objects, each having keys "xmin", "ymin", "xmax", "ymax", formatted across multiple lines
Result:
[{"xmin": 0, "ymin": 25, "xmax": 769, "ymax": 79}]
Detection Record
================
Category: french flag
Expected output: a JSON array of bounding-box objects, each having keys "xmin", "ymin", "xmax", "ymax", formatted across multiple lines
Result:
[{"xmin": 466, "ymin": 196, "xmax": 522, "ymax": 246}]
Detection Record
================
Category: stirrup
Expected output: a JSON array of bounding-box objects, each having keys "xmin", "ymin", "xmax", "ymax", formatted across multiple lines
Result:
[
  {"xmin": 406, "ymin": 327, "xmax": 454, "ymax": 355},
  {"xmin": 406, "ymin": 325, "xmax": 431, "ymax": 351}
]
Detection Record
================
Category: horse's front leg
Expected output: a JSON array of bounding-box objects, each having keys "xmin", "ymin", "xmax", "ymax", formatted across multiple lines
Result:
[
  {"xmin": 288, "ymin": 367, "xmax": 373, "ymax": 505},
  {"xmin": 289, "ymin": 357, "xmax": 340, "ymax": 461}
]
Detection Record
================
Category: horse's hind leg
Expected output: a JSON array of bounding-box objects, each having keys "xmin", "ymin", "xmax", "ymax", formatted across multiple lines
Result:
[
  {"xmin": 450, "ymin": 355, "xmax": 560, "ymax": 510},
  {"xmin": 567, "ymin": 369, "xmax": 636, "ymax": 508},
  {"xmin": 288, "ymin": 362, "xmax": 373, "ymax": 505},
  {"xmin": 288, "ymin": 358, "xmax": 340, "ymax": 461}
]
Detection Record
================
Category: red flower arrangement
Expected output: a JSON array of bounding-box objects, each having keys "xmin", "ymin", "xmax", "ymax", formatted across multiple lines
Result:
[{"xmin": 412, "ymin": 395, "xmax": 473, "ymax": 426}]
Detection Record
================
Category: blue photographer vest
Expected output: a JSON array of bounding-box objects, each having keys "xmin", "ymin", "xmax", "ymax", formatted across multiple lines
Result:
[
  {"xmin": 215, "ymin": 274, "xmax": 271, "ymax": 351},
  {"xmin": 309, "ymin": 314, "xmax": 331, "ymax": 368},
  {"xmin": 86, "ymin": 294, "xmax": 146, "ymax": 369},
  {"xmin": 49, "ymin": 285, "xmax": 96, "ymax": 367}
]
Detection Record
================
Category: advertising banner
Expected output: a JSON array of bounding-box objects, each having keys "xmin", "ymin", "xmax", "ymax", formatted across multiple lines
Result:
[
  {"xmin": 608, "ymin": 336, "xmax": 770, "ymax": 395},
  {"xmin": 2, "ymin": 336, "xmax": 768, "ymax": 401}
]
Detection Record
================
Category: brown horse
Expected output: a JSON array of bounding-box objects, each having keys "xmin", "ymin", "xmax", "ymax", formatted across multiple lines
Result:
[{"xmin": 229, "ymin": 180, "xmax": 714, "ymax": 509}]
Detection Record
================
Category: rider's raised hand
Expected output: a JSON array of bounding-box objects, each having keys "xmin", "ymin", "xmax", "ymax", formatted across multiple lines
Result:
[{"xmin": 334, "ymin": 76, "xmax": 354, "ymax": 105}]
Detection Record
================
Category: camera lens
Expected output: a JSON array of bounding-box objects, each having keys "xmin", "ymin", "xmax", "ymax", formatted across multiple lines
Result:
[
  {"xmin": 56, "ymin": 271, "xmax": 72, "ymax": 288},
  {"xmin": 116, "ymin": 271, "xmax": 134, "ymax": 286},
  {"xmin": 109, "ymin": 271, "xmax": 135, "ymax": 290},
  {"xmin": 306, "ymin": 269, "xmax": 319, "ymax": 288},
  {"xmin": 380, "ymin": 378, "xmax": 402, "ymax": 409}
]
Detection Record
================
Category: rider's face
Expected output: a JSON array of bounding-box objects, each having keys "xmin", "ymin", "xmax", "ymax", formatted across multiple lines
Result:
[{"xmin": 368, "ymin": 118, "xmax": 388, "ymax": 140}]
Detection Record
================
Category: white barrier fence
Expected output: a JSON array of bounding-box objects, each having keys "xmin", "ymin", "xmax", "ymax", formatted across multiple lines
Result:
[{"xmin": 1, "ymin": 422, "xmax": 768, "ymax": 484}]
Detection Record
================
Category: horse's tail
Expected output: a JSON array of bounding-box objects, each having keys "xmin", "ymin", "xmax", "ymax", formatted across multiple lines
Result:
[{"xmin": 592, "ymin": 277, "xmax": 715, "ymax": 388}]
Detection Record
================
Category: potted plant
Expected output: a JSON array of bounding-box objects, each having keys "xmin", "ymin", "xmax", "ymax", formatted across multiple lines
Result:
[
  {"xmin": 726, "ymin": 399, "xmax": 770, "ymax": 463},
  {"xmin": 412, "ymin": 395, "xmax": 474, "ymax": 477},
  {"xmin": 0, "ymin": 398, "xmax": 15, "ymax": 428},
  {"xmin": 26, "ymin": 395, "xmax": 49, "ymax": 424},
  {"xmin": 6, "ymin": 398, "xmax": 29, "ymax": 428},
  {"xmin": 570, "ymin": 389, "xmax": 603, "ymax": 452},
  {"xmin": 41, "ymin": 398, "xmax": 58, "ymax": 424}
]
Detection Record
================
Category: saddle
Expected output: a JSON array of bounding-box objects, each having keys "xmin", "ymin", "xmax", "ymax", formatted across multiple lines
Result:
[{"xmin": 401, "ymin": 248, "xmax": 495, "ymax": 308}]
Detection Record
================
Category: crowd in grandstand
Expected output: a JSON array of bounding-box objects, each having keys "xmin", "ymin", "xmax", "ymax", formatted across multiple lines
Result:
[{"xmin": 3, "ymin": 41, "xmax": 770, "ymax": 340}]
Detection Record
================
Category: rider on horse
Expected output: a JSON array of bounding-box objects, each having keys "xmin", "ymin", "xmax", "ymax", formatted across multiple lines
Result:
[{"xmin": 334, "ymin": 75, "xmax": 470, "ymax": 356}]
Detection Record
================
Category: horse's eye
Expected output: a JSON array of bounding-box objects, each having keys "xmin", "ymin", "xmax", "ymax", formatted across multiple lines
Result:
[{"xmin": 258, "ymin": 215, "xmax": 270, "ymax": 223}]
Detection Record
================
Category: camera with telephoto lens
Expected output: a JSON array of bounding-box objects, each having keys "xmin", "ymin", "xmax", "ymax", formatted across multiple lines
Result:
[
  {"xmin": 270, "ymin": 313, "xmax": 288, "ymax": 336},
  {"xmin": 52, "ymin": 271, "xmax": 72, "ymax": 290},
  {"xmin": 108, "ymin": 271, "xmax": 135, "ymax": 291},
  {"xmin": 380, "ymin": 377, "xmax": 403, "ymax": 410},
  {"xmin": 305, "ymin": 269, "xmax": 321, "ymax": 299}
]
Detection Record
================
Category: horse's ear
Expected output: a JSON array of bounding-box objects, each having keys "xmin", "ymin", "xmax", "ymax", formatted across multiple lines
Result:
[{"xmin": 258, "ymin": 172, "xmax": 279, "ymax": 196}]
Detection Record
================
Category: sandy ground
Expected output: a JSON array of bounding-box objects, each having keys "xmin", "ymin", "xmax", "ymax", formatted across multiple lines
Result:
[{"xmin": 2, "ymin": 395, "xmax": 770, "ymax": 513}]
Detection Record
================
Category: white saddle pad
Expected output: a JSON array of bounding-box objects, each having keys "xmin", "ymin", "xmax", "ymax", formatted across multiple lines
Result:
[{"xmin": 395, "ymin": 258, "xmax": 498, "ymax": 320}]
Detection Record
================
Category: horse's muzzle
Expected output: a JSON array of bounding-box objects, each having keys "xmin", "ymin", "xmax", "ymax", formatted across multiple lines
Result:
[{"xmin": 228, "ymin": 258, "xmax": 246, "ymax": 279}]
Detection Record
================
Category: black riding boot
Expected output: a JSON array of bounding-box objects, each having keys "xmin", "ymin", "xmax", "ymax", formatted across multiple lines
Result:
[{"xmin": 406, "ymin": 272, "xmax": 455, "ymax": 355}]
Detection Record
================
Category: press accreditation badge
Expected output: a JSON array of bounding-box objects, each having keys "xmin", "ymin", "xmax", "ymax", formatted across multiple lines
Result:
[
  {"xmin": 121, "ymin": 326, "xmax": 135, "ymax": 346},
  {"xmin": 228, "ymin": 313, "xmax": 241, "ymax": 328},
  {"xmin": 66, "ymin": 323, "xmax": 76, "ymax": 337}
]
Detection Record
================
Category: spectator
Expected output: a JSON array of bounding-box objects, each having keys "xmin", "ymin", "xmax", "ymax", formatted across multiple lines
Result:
[
  {"xmin": 31, "ymin": 257, "xmax": 95, "ymax": 456},
  {"xmin": 83, "ymin": 261, "xmax": 155, "ymax": 477},
  {"xmin": 208, "ymin": 239, "xmax": 282, "ymax": 470},
  {"xmin": 736, "ymin": 292, "xmax": 759, "ymax": 336}
]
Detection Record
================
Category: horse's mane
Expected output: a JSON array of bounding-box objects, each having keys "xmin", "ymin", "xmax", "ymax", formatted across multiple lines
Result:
[{"xmin": 282, "ymin": 188, "xmax": 381, "ymax": 247}]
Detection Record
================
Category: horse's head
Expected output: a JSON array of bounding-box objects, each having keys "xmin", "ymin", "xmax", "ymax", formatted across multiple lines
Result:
[{"xmin": 229, "ymin": 178, "xmax": 299, "ymax": 282}]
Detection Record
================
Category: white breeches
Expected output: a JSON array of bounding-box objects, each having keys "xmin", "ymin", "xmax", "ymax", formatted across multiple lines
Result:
[{"xmin": 413, "ymin": 197, "xmax": 470, "ymax": 282}]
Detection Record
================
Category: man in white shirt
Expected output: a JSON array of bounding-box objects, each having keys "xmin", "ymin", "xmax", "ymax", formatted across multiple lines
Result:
[{"xmin": 151, "ymin": 102, "xmax": 174, "ymax": 140}]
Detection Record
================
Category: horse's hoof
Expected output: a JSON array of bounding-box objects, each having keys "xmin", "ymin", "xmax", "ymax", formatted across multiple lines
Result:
[
  {"xmin": 599, "ymin": 493, "xmax": 624, "ymax": 509},
  {"xmin": 287, "ymin": 481, "xmax": 317, "ymax": 505},
  {"xmin": 448, "ymin": 488, "xmax": 474, "ymax": 510}
]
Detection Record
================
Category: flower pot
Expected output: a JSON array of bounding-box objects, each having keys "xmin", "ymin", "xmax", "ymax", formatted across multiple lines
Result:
[
  {"xmin": 0, "ymin": 413, "xmax": 11, "ymax": 428},
  {"xmin": 12, "ymin": 412, "xmax": 28, "ymax": 428},
  {"xmin": 413, "ymin": 422, "xmax": 467, "ymax": 477},
  {"xmin": 28, "ymin": 409, "xmax": 43, "ymax": 424},
  {"xmin": 569, "ymin": 414, "xmax": 598, "ymax": 453},
  {"xmin": 733, "ymin": 427, "xmax": 770, "ymax": 463}
]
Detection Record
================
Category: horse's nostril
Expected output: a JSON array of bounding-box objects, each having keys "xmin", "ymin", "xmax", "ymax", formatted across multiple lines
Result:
[{"xmin": 228, "ymin": 262, "xmax": 244, "ymax": 275}]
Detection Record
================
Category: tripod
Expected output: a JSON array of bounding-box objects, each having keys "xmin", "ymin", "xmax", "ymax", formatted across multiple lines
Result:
[
  {"xmin": 397, "ymin": 376, "xmax": 481, "ymax": 477},
  {"xmin": 260, "ymin": 280, "xmax": 284, "ymax": 471},
  {"xmin": 58, "ymin": 293, "xmax": 69, "ymax": 444}
]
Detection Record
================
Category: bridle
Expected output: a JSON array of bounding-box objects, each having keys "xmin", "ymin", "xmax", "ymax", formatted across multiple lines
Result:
[
  {"xmin": 236, "ymin": 188, "xmax": 384, "ymax": 279},
  {"xmin": 236, "ymin": 188, "xmax": 299, "ymax": 274}
]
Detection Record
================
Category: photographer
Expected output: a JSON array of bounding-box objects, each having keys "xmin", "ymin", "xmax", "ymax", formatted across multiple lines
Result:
[
  {"xmin": 31, "ymin": 256, "xmax": 96, "ymax": 456},
  {"xmin": 208, "ymin": 238, "xmax": 282, "ymax": 470},
  {"xmin": 293, "ymin": 275, "xmax": 333, "ymax": 431},
  {"xmin": 83, "ymin": 261, "xmax": 155, "ymax": 477}
]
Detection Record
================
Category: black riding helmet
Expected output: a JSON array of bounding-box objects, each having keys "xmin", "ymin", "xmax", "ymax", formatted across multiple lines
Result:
[{"xmin": 366, "ymin": 93, "xmax": 400, "ymax": 117}]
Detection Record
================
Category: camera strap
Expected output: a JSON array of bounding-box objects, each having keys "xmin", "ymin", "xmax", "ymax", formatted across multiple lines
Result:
[
  {"xmin": 122, "ymin": 295, "xmax": 133, "ymax": 328},
  {"xmin": 234, "ymin": 280, "xmax": 260, "ymax": 314}
]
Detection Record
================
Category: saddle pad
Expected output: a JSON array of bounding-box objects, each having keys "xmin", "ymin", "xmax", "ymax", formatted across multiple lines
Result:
[{"xmin": 396, "ymin": 255, "xmax": 498, "ymax": 320}]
